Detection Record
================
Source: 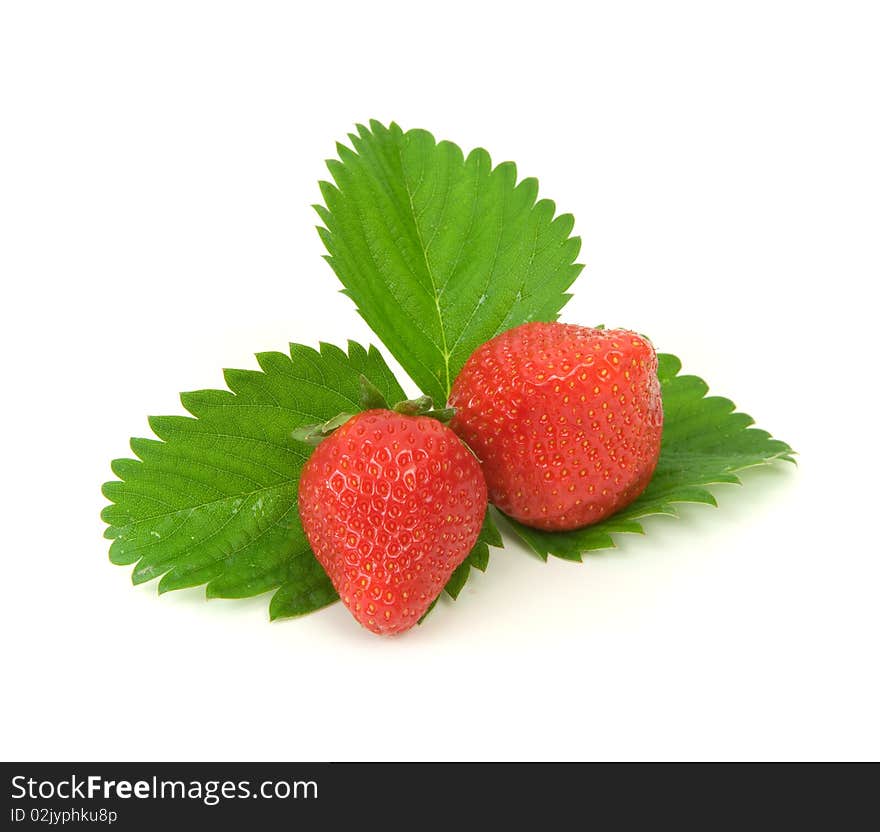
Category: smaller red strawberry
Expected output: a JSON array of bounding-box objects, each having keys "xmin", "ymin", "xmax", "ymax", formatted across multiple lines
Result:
[
  {"xmin": 449, "ymin": 322, "xmax": 663, "ymax": 531},
  {"xmin": 298, "ymin": 407, "xmax": 487, "ymax": 635}
]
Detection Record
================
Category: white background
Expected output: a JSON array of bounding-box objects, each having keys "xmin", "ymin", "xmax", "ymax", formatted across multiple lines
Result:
[{"xmin": 2, "ymin": 1, "xmax": 878, "ymax": 762}]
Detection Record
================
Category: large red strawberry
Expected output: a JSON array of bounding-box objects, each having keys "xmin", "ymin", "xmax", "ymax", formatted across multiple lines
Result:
[
  {"xmin": 449, "ymin": 322, "xmax": 662, "ymax": 531},
  {"xmin": 298, "ymin": 409, "xmax": 487, "ymax": 635}
]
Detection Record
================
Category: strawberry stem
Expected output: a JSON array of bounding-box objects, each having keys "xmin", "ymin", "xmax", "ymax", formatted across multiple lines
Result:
[
  {"xmin": 291, "ymin": 377, "xmax": 456, "ymax": 446},
  {"xmin": 358, "ymin": 374, "xmax": 390, "ymax": 411}
]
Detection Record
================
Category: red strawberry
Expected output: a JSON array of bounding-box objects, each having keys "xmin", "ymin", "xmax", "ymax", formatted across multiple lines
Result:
[
  {"xmin": 449, "ymin": 322, "xmax": 662, "ymax": 531},
  {"xmin": 298, "ymin": 410, "xmax": 487, "ymax": 634}
]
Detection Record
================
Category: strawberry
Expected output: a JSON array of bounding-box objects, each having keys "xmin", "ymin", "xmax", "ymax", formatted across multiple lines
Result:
[
  {"xmin": 298, "ymin": 409, "xmax": 487, "ymax": 634},
  {"xmin": 449, "ymin": 322, "xmax": 662, "ymax": 531}
]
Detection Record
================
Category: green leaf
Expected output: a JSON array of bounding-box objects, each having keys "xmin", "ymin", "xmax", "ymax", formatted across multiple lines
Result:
[
  {"xmin": 316, "ymin": 120, "xmax": 583, "ymax": 404},
  {"xmin": 506, "ymin": 352, "xmax": 795, "ymax": 560},
  {"xmin": 101, "ymin": 341, "xmax": 406, "ymax": 619}
]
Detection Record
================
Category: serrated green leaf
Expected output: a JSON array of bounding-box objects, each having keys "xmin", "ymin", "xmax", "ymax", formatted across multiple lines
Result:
[
  {"xmin": 267, "ymin": 555, "xmax": 340, "ymax": 621},
  {"xmin": 506, "ymin": 352, "xmax": 795, "ymax": 560},
  {"xmin": 102, "ymin": 341, "xmax": 406, "ymax": 619},
  {"xmin": 316, "ymin": 120, "xmax": 583, "ymax": 404}
]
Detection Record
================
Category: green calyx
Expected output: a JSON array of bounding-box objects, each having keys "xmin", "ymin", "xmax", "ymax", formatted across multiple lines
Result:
[
  {"xmin": 290, "ymin": 411, "xmax": 358, "ymax": 447},
  {"xmin": 291, "ymin": 375, "xmax": 455, "ymax": 447}
]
